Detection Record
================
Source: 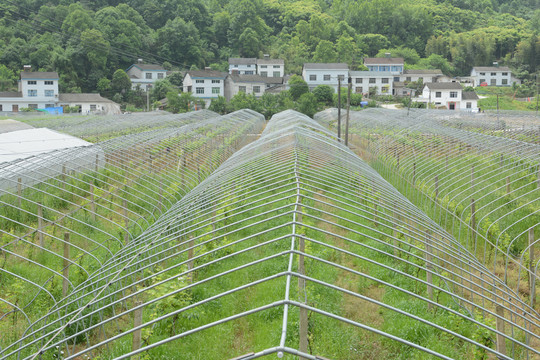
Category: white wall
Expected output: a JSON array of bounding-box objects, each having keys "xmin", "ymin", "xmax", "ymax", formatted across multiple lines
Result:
[
  {"xmin": 228, "ymin": 64, "xmax": 257, "ymax": 75},
  {"xmin": 471, "ymin": 69, "xmax": 512, "ymax": 86},
  {"xmin": 257, "ymin": 64, "xmax": 284, "ymax": 78},
  {"xmin": 184, "ymin": 74, "xmax": 224, "ymax": 100},
  {"xmin": 302, "ymin": 69, "xmax": 349, "ymax": 91}
]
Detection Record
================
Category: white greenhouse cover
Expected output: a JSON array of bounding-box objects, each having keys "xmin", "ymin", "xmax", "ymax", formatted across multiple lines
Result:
[{"xmin": 0, "ymin": 128, "xmax": 93, "ymax": 163}]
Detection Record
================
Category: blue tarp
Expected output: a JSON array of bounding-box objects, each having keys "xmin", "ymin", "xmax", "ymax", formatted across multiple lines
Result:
[{"xmin": 41, "ymin": 107, "xmax": 64, "ymax": 114}]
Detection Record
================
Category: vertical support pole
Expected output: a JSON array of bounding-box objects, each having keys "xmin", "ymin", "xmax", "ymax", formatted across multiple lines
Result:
[
  {"xmin": 499, "ymin": 154, "xmax": 504, "ymax": 167},
  {"xmin": 496, "ymin": 304, "xmax": 507, "ymax": 356},
  {"xmin": 337, "ymin": 77, "xmax": 342, "ymax": 142},
  {"xmin": 470, "ymin": 198, "xmax": 476, "ymax": 242},
  {"xmin": 426, "ymin": 233, "xmax": 434, "ymax": 311},
  {"xmin": 445, "ymin": 154, "xmax": 448, "ymax": 171},
  {"xmin": 529, "ymin": 227, "xmax": 536, "ymax": 308},
  {"xmin": 297, "ymin": 196, "xmax": 308, "ymax": 359},
  {"xmin": 506, "ymin": 176, "xmax": 511, "ymax": 195},
  {"xmin": 471, "ymin": 165, "xmax": 475, "ymax": 189},
  {"xmin": 62, "ymin": 164, "xmax": 67, "ymax": 190},
  {"xmin": 393, "ymin": 208, "xmax": 399, "ymax": 258},
  {"xmin": 187, "ymin": 235, "xmax": 194, "ymax": 284},
  {"xmin": 434, "ymin": 175, "xmax": 439, "ymax": 199},
  {"xmin": 62, "ymin": 232, "xmax": 70, "ymax": 297},
  {"xmin": 95, "ymin": 153, "xmax": 99, "ymax": 173},
  {"xmin": 37, "ymin": 202, "xmax": 44, "ymax": 248},
  {"xmin": 132, "ymin": 301, "xmax": 143, "ymax": 358},
  {"xmin": 17, "ymin": 177, "xmax": 22, "ymax": 208},
  {"xmin": 123, "ymin": 199, "xmax": 129, "ymax": 244},
  {"xmin": 197, "ymin": 164, "xmax": 201, "ymax": 183},
  {"xmin": 90, "ymin": 184, "xmax": 96, "ymax": 221},
  {"xmin": 413, "ymin": 162, "xmax": 416, "ymax": 184},
  {"xmin": 345, "ymin": 80, "xmax": 351, "ymax": 146}
]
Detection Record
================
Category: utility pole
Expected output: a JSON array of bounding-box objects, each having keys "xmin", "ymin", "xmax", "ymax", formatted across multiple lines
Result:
[
  {"xmin": 337, "ymin": 77, "xmax": 342, "ymax": 142},
  {"xmin": 497, "ymin": 93, "xmax": 500, "ymax": 122},
  {"xmin": 536, "ymin": 73, "xmax": 538, "ymax": 117},
  {"xmin": 345, "ymin": 77, "xmax": 351, "ymax": 146},
  {"xmin": 407, "ymin": 91, "xmax": 412, "ymax": 116},
  {"xmin": 146, "ymin": 84, "xmax": 151, "ymax": 112}
]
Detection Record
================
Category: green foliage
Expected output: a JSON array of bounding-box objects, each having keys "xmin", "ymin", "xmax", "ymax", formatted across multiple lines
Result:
[
  {"xmin": 296, "ymin": 92, "xmax": 319, "ymax": 117},
  {"xmin": 312, "ymin": 85, "xmax": 334, "ymax": 105},
  {"xmin": 166, "ymin": 91, "xmax": 195, "ymax": 113},
  {"xmin": 288, "ymin": 75, "xmax": 309, "ymax": 100}
]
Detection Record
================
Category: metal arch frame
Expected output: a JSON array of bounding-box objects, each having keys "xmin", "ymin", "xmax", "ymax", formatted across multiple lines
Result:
[
  {"xmin": 0, "ymin": 109, "xmax": 265, "ymax": 350},
  {"xmin": 0, "ymin": 110, "xmax": 537, "ymax": 360}
]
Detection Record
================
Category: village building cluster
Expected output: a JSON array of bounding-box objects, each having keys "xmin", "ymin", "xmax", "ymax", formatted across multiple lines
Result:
[{"xmin": 0, "ymin": 56, "xmax": 519, "ymax": 114}]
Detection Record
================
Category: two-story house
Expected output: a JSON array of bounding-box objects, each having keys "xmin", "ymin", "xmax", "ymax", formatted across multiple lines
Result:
[
  {"xmin": 302, "ymin": 63, "xmax": 349, "ymax": 92},
  {"xmin": 363, "ymin": 57, "xmax": 404, "ymax": 73},
  {"xmin": 228, "ymin": 58, "xmax": 257, "ymax": 75},
  {"xmin": 0, "ymin": 68, "xmax": 59, "ymax": 112},
  {"xmin": 400, "ymin": 69, "xmax": 449, "ymax": 83},
  {"xmin": 470, "ymin": 66, "xmax": 512, "ymax": 87},
  {"xmin": 126, "ymin": 62, "xmax": 168, "ymax": 91},
  {"xmin": 349, "ymin": 71, "xmax": 397, "ymax": 96},
  {"xmin": 419, "ymin": 82, "xmax": 478, "ymax": 110},
  {"xmin": 256, "ymin": 57, "xmax": 285, "ymax": 78},
  {"xmin": 183, "ymin": 70, "xmax": 228, "ymax": 107},
  {"xmin": 224, "ymin": 74, "xmax": 285, "ymax": 100}
]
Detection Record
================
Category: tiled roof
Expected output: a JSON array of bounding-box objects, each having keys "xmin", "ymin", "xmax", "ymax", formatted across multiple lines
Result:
[
  {"xmin": 404, "ymin": 69, "xmax": 443, "ymax": 75},
  {"xmin": 473, "ymin": 66, "xmax": 511, "ymax": 72},
  {"xmin": 257, "ymin": 59, "xmax": 284, "ymax": 65},
  {"xmin": 363, "ymin": 57, "xmax": 404, "ymax": 65},
  {"xmin": 130, "ymin": 64, "xmax": 166, "ymax": 71},
  {"xmin": 20, "ymin": 72, "xmax": 59, "ymax": 79},
  {"xmin": 462, "ymin": 91, "xmax": 479, "ymax": 100},
  {"xmin": 229, "ymin": 58, "xmax": 257, "ymax": 65},
  {"xmin": 59, "ymin": 93, "xmax": 115, "ymax": 103},
  {"xmin": 187, "ymin": 70, "xmax": 228, "ymax": 79},
  {"xmin": 425, "ymin": 82, "xmax": 463, "ymax": 90},
  {"xmin": 0, "ymin": 92, "xmax": 22, "ymax": 98},
  {"xmin": 303, "ymin": 63, "xmax": 349, "ymax": 70}
]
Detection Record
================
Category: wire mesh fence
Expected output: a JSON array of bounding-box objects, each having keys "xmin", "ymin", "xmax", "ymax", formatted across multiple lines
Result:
[
  {"xmin": 0, "ymin": 109, "xmax": 265, "ymax": 348},
  {"xmin": 1, "ymin": 109, "xmax": 538, "ymax": 359}
]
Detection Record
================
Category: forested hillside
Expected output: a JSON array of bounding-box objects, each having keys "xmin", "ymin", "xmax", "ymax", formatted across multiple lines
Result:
[{"xmin": 0, "ymin": 0, "xmax": 538, "ymax": 95}]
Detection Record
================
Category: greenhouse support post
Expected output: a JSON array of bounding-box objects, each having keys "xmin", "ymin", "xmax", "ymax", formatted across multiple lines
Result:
[{"xmin": 62, "ymin": 232, "xmax": 70, "ymax": 297}]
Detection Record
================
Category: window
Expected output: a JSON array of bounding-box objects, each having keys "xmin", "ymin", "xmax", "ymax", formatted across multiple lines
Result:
[
  {"xmin": 355, "ymin": 87, "xmax": 363, "ymax": 93},
  {"xmin": 273, "ymin": 71, "xmax": 280, "ymax": 77},
  {"xmin": 466, "ymin": 102, "xmax": 472, "ymax": 109},
  {"xmin": 490, "ymin": 79, "xmax": 496, "ymax": 85},
  {"xmin": 253, "ymin": 86, "xmax": 261, "ymax": 93},
  {"xmin": 491, "ymin": 72, "xmax": 496, "ymax": 76},
  {"xmin": 450, "ymin": 91, "xmax": 458, "ymax": 98},
  {"xmin": 29, "ymin": 104, "xmax": 38, "ymax": 109},
  {"xmin": 90, "ymin": 104, "xmax": 97, "ymax": 111},
  {"xmin": 480, "ymin": 72, "xmax": 485, "ymax": 75},
  {"xmin": 44, "ymin": 90, "xmax": 54, "ymax": 97},
  {"xmin": 44, "ymin": 81, "xmax": 53, "ymax": 85},
  {"xmin": 479, "ymin": 79, "xmax": 485, "ymax": 84},
  {"xmin": 273, "ymin": 65, "xmax": 280, "ymax": 69},
  {"xmin": 338, "ymin": 75, "xmax": 345, "ymax": 81},
  {"xmin": 247, "ymin": 65, "xmax": 252, "ymax": 68},
  {"xmin": 502, "ymin": 79, "xmax": 508, "ymax": 85},
  {"xmin": 212, "ymin": 80, "xmax": 220, "ymax": 84},
  {"xmin": 355, "ymin": 78, "xmax": 362, "ymax": 84},
  {"xmin": 27, "ymin": 80, "xmax": 37, "ymax": 85},
  {"xmin": 0, "ymin": 105, "xmax": 2, "ymax": 111},
  {"xmin": 45, "ymin": 104, "xmax": 53, "ymax": 108},
  {"xmin": 196, "ymin": 87, "xmax": 204, "ymax": 94},
  {"xmin": 406, "ymin": 77, "xmax": 411, "ymax": 82},
  {"xmin": 323, "ymin": 75, "xmax": 331, "ymax": 81},
  {"xmin": 502, "ymin": 72, "xmax": 508, "ymax": 76},
  {"xmin": 239, "ymin": 86, "xmax": 246, "ymax": 93},
  {"xmin": 309, "ymin": 74, "xmax": 317, "ymax": 81},
  {"xmin": 260, "ymin": 65, "xmax": 267, "ymax": 69},
  {"xmin": 260, "ymin": 71, "xmax": 268, "ymax": 77},
  {"xmin": 435, "ymin": 91, "xmax": 442, "ymax": 98},
  {"xmin": 234, "ymin": 65, "xmax": 238, "ymax": 68},
  {"xmin": 196, "ymin": 79, "xmax": 204, "ymax": 84},
  {"xmin": 382, "ymin": 78, "xmax": 389, "ymax": 84},
  {"xmin": 369, "ymin": 78, "xmax": 376, "ymax": 84},
  {"xmin": 157, "ymin": 73, "xmax": 164, "ymax": 79},
  {"xmin": 28, "ymin": 89, "xmax": 37, "ymax": 97},
  {"xmin": 212, "ymin": 87, "xmax": 220, "ymax": 94},
  {"xmin": 146, "ymin": 73, "xmax": 152, "ymax": 79},
  {"xmin": 394, "ymin": 77, "xmax": 400, "ymax": 82},
  {"xmin": 381, "ymin": 86, "xmax": 389, "ymax": 93},
  {"xmin": 245, "ymin": 71, "xmax": 254, "ymax": 75}
]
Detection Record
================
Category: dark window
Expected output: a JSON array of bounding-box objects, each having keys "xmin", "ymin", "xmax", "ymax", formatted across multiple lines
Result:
[
  {"xmin": 44, "ymin": 81, "xmax": 53, "ymax": 85},
  {"xmin": 435, "ymin": 91, "xmax": 441, "ymax": 98},
  {"xmin": 324, "ymin": 75, "xmax": 331, "ymax": 81},
  {"xmin": 355, "ymin": 78, "xmax": 362, "ymax": 84},
  {"xmin": 369, "ymin": 78, "xmax": 376, "ymax": 84},
  {"xmin": 381, "ymin": 78, "xmax": 389, "ymax": 84},
  {"xmin": 309, "ymin": 75, "xmax": 317, "ymax": 81}
]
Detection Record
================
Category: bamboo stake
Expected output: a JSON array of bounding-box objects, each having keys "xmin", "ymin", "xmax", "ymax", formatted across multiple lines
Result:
[{"xmin": 62, "ymin": 232, "xmax": 70, "ymax": 297}]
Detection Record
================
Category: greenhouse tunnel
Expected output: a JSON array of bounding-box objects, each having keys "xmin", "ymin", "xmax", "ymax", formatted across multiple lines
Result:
[{"xmin": 1, "ymin": 110, "xmax": 539, "ymax": 359}]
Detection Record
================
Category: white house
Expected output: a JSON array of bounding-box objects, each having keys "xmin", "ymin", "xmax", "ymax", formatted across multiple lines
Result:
[
  {"xmin": 58, "ymin": 93, "xmax": 121, "ymax": 114},
  {"xmin": 470, "ymin": 66, "xmax": 512, "ymax": 87},
  {"xmin": 0, "ymin": 70, "xmax": 60, "ymax": 112},
  {"xmin": 349, "ymin": 71, "xmax": 396, "ymax": 96},
  {"xmin": 400, "ymin": 69, "xmax": 450, "ymax": 83},
  {"xmin": 364, "ymin": 57, "xmax": 404, "ymax": 73},
  {"xmin": 224, "ymin": 74, "xmax": 266, "ymax": 100},
  {"xmin": 257, "ymin": 57, "xmax": 285, "ymax": 78},
  {"xmin": 302, "ymin": 63, "xmax": 349, "ymax": 91},
  {"xmin": 183, "ymin": 70, "xmax": 227, "ymax": 107},
  {"xmin": 228, "ymin": 58, "xmax": 257, "ymax": 75},
  {"xmin": 126, "ymin": 62, "xmax": 168, "ymax": 91},
  {"xmin": 417, "ymin": 82, "xmax": 478, "ymax": 110}
]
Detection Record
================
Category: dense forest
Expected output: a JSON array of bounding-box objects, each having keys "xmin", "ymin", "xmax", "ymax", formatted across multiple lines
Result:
[{"xmin": 0, "ymin": 0, "xmax": 538, "ymax": 99}]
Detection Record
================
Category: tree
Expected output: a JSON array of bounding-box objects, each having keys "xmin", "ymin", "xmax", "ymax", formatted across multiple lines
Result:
[
  {"xmin": 167, "ymin": 91, "xmax": 194, "ymax": 113},
  {"xmin": 312, "ymin": 85, "xmax": 334, "ymax": 105},
  {"xmin": 288, "ymin": 75, "xmax": 309, "ymax": 100},
  {"xmin": 238, "ymin": 28, "xmax": 261, "ymax": 57},
  {"xmin": 312, "ymin": 40, "xmax": 336, "ymax": 63},
  {"xmin": 376, "ymin": 47, "xmax": 420, "ymax": 65},
  {"xmin": 151, "ymin": 79, "xmax": 174, "ymax": 102},
  {"xmin": 0, "ymin": 64, "xmax": 17, "ymax": 91},
  {"xmin": 157, "ymin": 17, "xmax": 207, "ymax": 68},
  {"xmin": 356, "ymin": 34, "xmax": 390, "ymax": 57},
  {"xmin": 111, "ymin": 69, "xmax": 131, "ymax": 95},
  {"xmin": 296, "ymin": 92, "xmax": 318, "ymax": 117},
  {"xmin": 208, "ymin": 96, "xmax": 229, "ymax": 114},
  {"xmin": 97, "ymin": 78, "xmax": 111, "ymax": 95},
  {"xmin": 167, "ymin": 72, "xmax": 184, "ymax": 87}
]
